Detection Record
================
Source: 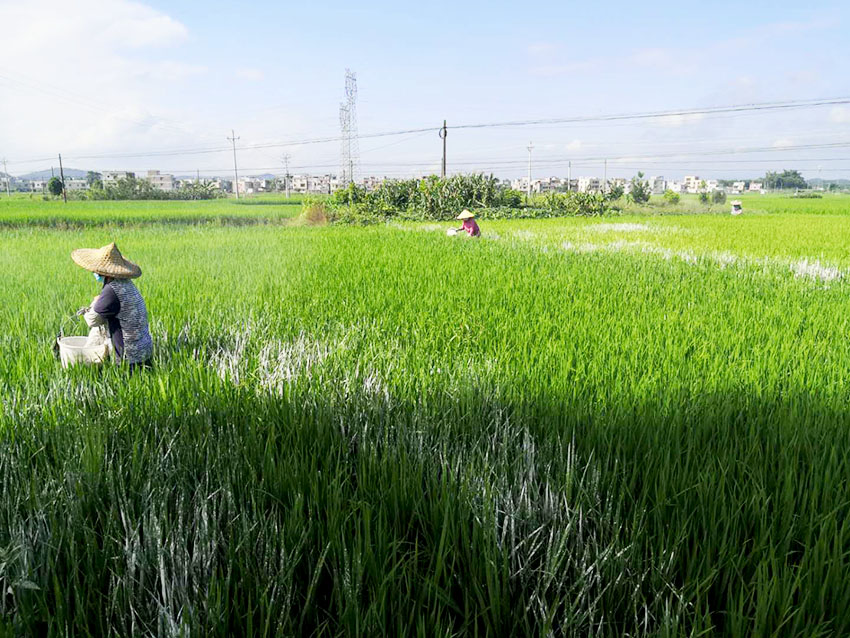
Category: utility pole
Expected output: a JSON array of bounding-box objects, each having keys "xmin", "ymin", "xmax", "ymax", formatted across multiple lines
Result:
[
  {"xmin": 228, "ymin": 130, "xmax": 240, "ymax": 199},
  {"xmin": 526, "ymin": 142, "xmax": 534, "ymax": 201},
  {"xmin": 282, "ymin": 153, "xmax": 291, "ymax": 198},
  {"xmin": 440, "ymin": 120, "xmax": 447, "ymax": 178},
  {"xmin": 58, "ymin": 153, "xmax": 67, "ymax": 204},
  {"xmin": 603, "ymin": 159, "xmax": 607, "ymax": 194},
  {"xmin": 567, "ymin": 160, "xmax": 572, "ymax": 192},
  {"xmin": 196, "ymin": 168, "xmax": 200, "ymax": 184},
  {"xmin": 2, "ymin": 158, "xmax": 10, "ymax": 197}
]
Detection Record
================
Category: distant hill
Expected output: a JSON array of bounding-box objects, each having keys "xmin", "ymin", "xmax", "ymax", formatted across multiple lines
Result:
[{"xmin": 17, "ymin": 168, "xmax": 89, "ymax": 180}]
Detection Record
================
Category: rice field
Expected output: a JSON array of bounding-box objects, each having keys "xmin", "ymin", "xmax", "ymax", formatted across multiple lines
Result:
[{"xmin": 1, "ymin": 197, "xmax": 849, "ymax": 636}]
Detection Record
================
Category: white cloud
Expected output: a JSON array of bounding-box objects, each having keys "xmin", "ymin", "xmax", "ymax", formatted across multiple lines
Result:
[
  {"xmin": 0, "ymin": 0, "xmax": 208, "ymax": 169},
  {"xmin": 236, "ymin": 67, "xmax": 265, "ymax": 82}
]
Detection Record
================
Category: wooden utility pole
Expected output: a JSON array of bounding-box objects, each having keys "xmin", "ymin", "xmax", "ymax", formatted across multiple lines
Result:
[
  {"xmin": 440, "ymin": 120, "xmax": 447, "ymax": 178},
  {"xmin": 58, "ymin": 153, "xmax": 67, "ymax": 203},
  {"xmin": 526, "ymin": 142, "xmax": 534, "ymax": 201},
  {"xmin": 228, "ymin": 129, "xmax": 240, "ymax": 199}
]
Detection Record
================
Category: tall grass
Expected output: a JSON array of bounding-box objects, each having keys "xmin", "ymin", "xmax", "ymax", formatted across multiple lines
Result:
[{"xmin": 0, "ymin": 205, "xmax": 849, "ymax": 635}]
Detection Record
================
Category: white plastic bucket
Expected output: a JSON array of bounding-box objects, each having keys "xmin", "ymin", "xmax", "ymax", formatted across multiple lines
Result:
[
  {"xmin": 57, "ymin": 336, "xmax": 110, "ymax": 368},
  {"xmin": 446, "ymin": 228, "xmax": 458, "ymax": 236}
]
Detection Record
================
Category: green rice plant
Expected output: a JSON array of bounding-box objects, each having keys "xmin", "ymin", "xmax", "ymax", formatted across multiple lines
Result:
[{"xmin": 0, "ymin": 199, "xmax": 849, "ymax": 635}]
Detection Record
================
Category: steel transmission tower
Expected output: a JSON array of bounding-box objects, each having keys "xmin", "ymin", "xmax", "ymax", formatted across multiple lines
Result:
[{"xmin": 339, "ymin": 69, "xmax": 359, "ymax": 185}]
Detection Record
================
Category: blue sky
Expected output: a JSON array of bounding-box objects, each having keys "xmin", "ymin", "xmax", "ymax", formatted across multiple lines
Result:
[{"xmin": 2, "ymin": 0, "xmax": 849, "ymax": 180}]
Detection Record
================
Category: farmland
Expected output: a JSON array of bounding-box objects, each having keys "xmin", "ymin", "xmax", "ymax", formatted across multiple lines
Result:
[{"xmin": 1, "ymin": 196, "xmax": 850, "ymax": 636}]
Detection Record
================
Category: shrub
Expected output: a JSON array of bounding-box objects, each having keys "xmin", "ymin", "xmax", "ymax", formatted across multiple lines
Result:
[
  {"xmin": 542, "ymin": 191, "xmax": 611, "ymax": 217},
  {"xmin": 698, "ymin": 192, "xmax": 710, "ymax": 204},
  {"xmin": 327, "ymin": 174, "xmax": 523, "ymax": 221},
  {"xmin": 662, "ymin": 190, "xmax": 680, "ymax": 205},
  {"xmin": 606, "ymin": 184, "xmax": 624, "ymax": 201}
]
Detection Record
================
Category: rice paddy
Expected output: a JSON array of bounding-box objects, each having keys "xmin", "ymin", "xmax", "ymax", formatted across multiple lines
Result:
[{"xmin": 1, "ymin": 196, "xmax": 849, "ymax": 636}]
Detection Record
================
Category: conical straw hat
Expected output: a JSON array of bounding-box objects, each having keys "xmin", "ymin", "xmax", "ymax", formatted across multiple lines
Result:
[
  {"xmin": 456, "ymin": 209, "xmax": 475, "ymax": 220},
  {"xmin": 71, "ymin": 242, "xmax": 142, "ymax": 279}
]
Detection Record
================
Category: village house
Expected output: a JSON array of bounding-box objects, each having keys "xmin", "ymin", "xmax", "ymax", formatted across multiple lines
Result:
[
  {"xmin": 143, "ymin": 170, "xmax": 175, "ymax": 192},
  {"xmin": 648, "ymin": 176, "xmax": 667, "ymax": 194},
  {"xmin": 102, "ymin": 171, "xmax": 135, "ymax": 186}
]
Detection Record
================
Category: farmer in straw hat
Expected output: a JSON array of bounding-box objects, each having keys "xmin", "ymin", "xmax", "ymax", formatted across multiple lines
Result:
[
  {"xmin": 71, "ymin": 242, "xmax": 153, "ymax": 369},
  {"xmin": 731, "ymin": 200, "xmax": 743, "ymax": 216},
  {"xmin": 454, "ymin": 209, "xmax": 481, "ymax": 238}
]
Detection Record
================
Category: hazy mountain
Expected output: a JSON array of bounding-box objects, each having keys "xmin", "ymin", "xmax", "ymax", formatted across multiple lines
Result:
[{"xmin": 17, "ymin": 168, "xmax": 89, "ymax": 180}]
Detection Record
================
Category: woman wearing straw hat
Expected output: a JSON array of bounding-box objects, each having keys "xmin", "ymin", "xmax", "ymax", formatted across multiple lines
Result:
[
  {"xmin": 454, "ymin": 209, "xmax": 481, "ymax": 238},
  {"xmin": 71, "ymin": 242, "xmax": 153, "ymax": 369},
  {"xmin": 730, "ymin": 200, "xmax": 743, "ymax": 216}
]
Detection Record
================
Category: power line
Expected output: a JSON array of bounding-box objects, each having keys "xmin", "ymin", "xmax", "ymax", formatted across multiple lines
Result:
[
  {"xmin": 8, "ymin": 95, "xmax": 849, "ymax": 165},
  {"xmin": 447, "ymin": 96, "xmax": 850, "ymax": 130}
]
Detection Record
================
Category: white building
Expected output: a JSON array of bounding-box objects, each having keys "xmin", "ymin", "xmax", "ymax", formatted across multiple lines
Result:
[
  {"xmin": 144, "ymin": 170, "xmax": 175, "ymax": 191},
  {"xmin": 577, "ymin": 177, "xmax": 601, "ymax": 193},
  {"xmin": 64, "ymin": 178, "xmax": 88, "ymax": 191},
  {"xmin": 731, "ymin": 181, "xmax": 745, "ymax": 194},
  {"xmin": 360, "ymin": 176, "xmax": 387, "ymax": 191},
  {"xmin": 209, "ymin": 178, "xmax": 232, "ymax": 192},
  {"xmin": 26, "ymin": 179, "xmax": 48, "ymax": 192},
  {"xmin": 102, "ymin": 171, "xmax": 135, "ymax": 186},
  {"xmin": 667, "ymin": 181, "xmax": 683, "ymax": 193},
  {"xmin": 648, "ymin": 176, "xmax": 667, "ymax": 194},
  {"xmin": 749, "ymin": 182, "xmax": 763, "ymax": 192},
  {"xmin": 683, "ymin": 175, "xmax": 702, "ymax": 193}
]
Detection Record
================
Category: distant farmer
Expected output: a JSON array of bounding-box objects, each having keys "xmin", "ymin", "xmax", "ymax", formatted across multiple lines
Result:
[
  {"xmin": 731, "ymin": 200, "xmax": 743, "ymax": 216},
  {"xmin": 71, "ymin": 242, "xmax": 153, "ymax": 369},
  {"xmin": 454, "ymin": 209, "xmax": 481, "ymax": 237}
]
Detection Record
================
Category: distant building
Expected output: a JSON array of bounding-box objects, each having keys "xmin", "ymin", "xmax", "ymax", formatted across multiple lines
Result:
[
  {"xmin": 360, "ymin": 175, "xmax": 387, "ymax": 191},
  {"xmin": 209, "ymin": 178, "xmax": 232, "ymax": 192},
  {"xmin": 683, "ymin": 175, "xmax": 702, "ymax": 193},
  {"xmin": 667, "ymin": 181, "xmax": 683, "ymax": 193},
  {"xmin": 143, "ymin": 170, "xmax": 175, "ymax": 191},
  {"xmin": 102, "ymin": 171, "xmax": 135, "ymax": 186},
  {"xmin": 26, "ymin": 179, "xmax": 48, "ymax": 192},
  {"xmin": 731, "ymin": 181, "xmax": 745, "ymax": 194},
  {"xmin": 648, "ymin": 176, "xmax": 667, "ymax": 194},
  {"xmin": 748, "ymin": 182, "xmax": 763, "ymax": 192},
  {"xmin": 64, "ymin": 178, "xmax": 88, "ymax": 191},
  {"xmin": 577, "ymin": 177, "xmax": 601, "ymax": 193}
]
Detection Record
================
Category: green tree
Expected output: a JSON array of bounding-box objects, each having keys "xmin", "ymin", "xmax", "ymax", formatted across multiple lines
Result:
[
  {"xmin": 764, "ymin": 170, "xmax": 807, "ymax": 190},
  {"xmin": 698, "ymin": 191, "xmax": 710, "ymax": 204},
  {"xmin": 628, "ymin": 172, "xmax": 651, "ymax": 204},
  {"xmin": 85, "ymin": 171, "xmax": 102, "ymax": 188},
  {"xmin": 711, "ymin": 190, "xmax": 727, "ymax": 205},
  {"xmin": 47, "ymin": 177, "xmax": 64, "ymax": 197}
]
